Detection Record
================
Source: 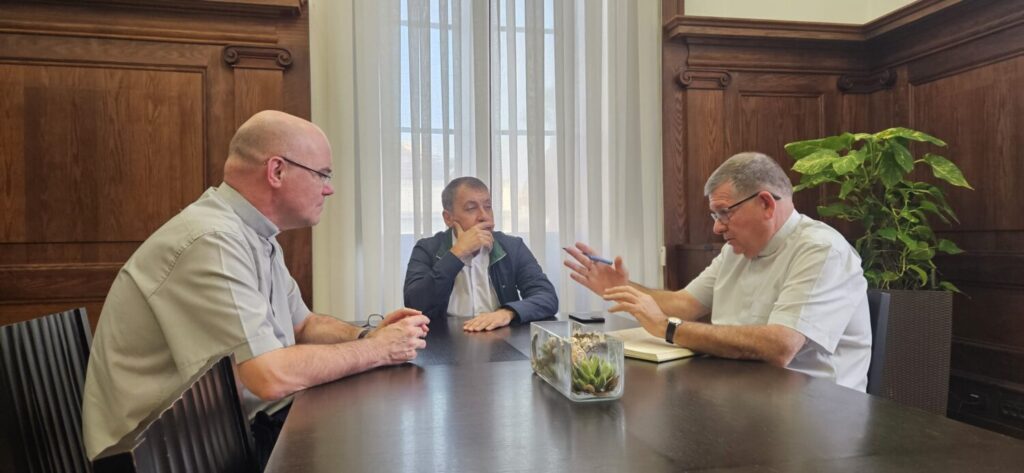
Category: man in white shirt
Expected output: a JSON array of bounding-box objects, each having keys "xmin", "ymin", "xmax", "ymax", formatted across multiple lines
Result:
[
  {"xmin": 404, "ymin": 177, "xmax": 558, "ymax": 331},
  {"xmin": 565, "ymin": 152, "xmax": 872, "ymax": 391},
  {"xmin": 83, "ymin": 111, "xmax": 431, "ymax": 468}
]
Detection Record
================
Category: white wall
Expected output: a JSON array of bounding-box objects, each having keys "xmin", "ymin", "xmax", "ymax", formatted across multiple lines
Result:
[{"xmin": 685, "ymin": 0, "xmax": 917, "ymax": 24}]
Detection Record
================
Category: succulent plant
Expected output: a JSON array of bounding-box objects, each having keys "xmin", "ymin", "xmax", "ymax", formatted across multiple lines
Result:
[{"xmin": 571, "ymin": 354, "xmax": 619, "ymax": 396}]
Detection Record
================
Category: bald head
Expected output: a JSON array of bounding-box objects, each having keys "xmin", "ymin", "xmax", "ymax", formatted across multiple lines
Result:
[
  {"xmin": 225, "ymin": 110, "xmax": 330, "ymax": 177},
  {"xmin": 221, "ymin": 110, "xmax": 334, "ymax": 230}
]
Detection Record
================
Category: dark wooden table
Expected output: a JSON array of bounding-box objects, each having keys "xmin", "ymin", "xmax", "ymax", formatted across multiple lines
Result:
[{"xmin": 266, "ymin": 315, "xmax": 1024, "ymax": 472}]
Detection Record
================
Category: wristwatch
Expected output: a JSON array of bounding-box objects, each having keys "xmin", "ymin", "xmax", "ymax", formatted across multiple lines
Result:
[{"xmin": 665, "ymin": 317, "xmax": 682, "ymax": 344}]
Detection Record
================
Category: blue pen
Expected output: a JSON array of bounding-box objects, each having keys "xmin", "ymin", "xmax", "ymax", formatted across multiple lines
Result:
[
  {"xmin": 563, "ymin": 247, "xmax": 613, "ymax": 265},
  {"xmin": 586, "ymin": 254, "xmax": 614, "ymax": 265}
]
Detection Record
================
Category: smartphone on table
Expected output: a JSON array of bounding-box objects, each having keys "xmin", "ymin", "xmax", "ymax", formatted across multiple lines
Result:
[{"xmin": 568, "ymin": 311, "xmax": 607, "ymax": 323}]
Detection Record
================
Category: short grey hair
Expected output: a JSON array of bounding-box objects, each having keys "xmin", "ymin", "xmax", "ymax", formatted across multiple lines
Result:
[
  {"xmin": 441, "ymin": 176, "xmax": 490, "ymax": 211},
  {"xmin": 704, "ymin": 152, "xmax": 793, "ymax": 198}
]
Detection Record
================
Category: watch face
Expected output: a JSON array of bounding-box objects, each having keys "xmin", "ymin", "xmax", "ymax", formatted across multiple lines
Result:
[{"xmin": 668, "ymin": 317, "xmax": 682, "ymax": 325}]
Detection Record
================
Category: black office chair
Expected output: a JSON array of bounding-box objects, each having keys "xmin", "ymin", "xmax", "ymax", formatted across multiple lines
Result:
[
  {"xmin": 93, "ymin": 355, "xmax": 256, "ymax": 473},
  {"xmin": 0, "ymin": 307, "xmax": 93, "ymax": 473},
  {"xmin": 866, "ymin": 290, "xmax": 891, "ymax": 396}
]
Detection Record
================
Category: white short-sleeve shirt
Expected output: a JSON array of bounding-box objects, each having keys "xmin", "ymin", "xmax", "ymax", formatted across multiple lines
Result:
[
  {"xmin": 82, "ymin": 183, "xmax": 309, "ymax": 459},
  {"xmin": 684, "ymin": 211, "xmax": 872, "ymax": 391}
]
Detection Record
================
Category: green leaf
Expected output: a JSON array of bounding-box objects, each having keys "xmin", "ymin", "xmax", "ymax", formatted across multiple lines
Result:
[
  {"xmin": 838, "ymin": 178, "xmax": 858, "ymax": 199},
  {"xmin": 911, "ymin": 225, "xmax": 935, "ymax": 241},
  {"xmin": 923, "ymin": 154, "xmax": 973, "ymax": 189},
  {"xmin": 939, "ymin": 281, "xmax": 964, "ymax": 294},
  {"xmin": 907, "ymin": 264, "xmax": 929, "ymax": 286},
  {"xmin": 918, "ymin": 200, "xmax": 940, "ymax": 215},
  {"xmin": 785, "ymin": 134, "xmax": 853, "ymax": 160},
  {"xmin": 817, "ymin": 203, "xmax": 852, "ymax": 218},
  {"xmin": 881, "ymin": 271, "xmax": 901, "ymax": 282},
  {"xmin": 898, "ymin": 209, "xmax": 920, "ymax": 224},
  {"xmin": 877, "ymin": 150, "xmax": 906, "ymax": 188},
  {"xmin": 832, "ymin": 153, "xmax": 861, "ymax": 176},
  {"xmin": 908, "ymin": 247, "xmax": 936, "ymax": 261},
  {"xmin": 889, "ymin": 141, "xmax": 915, "ymax": 173},
  {"xmin": 877, "ymin": 227, "xmax": 898, "ymax": 241},
  {"xmin": 897, "ymin": 232, "xmax": 918, "ymax": 249},
  {"xmin": 792, "ymin": 149, "xmax": 840, "ymax": 175},
  {"xmin": 793, "ymin": 172, "xmax": 837, "ymax": 192},
  {"xmin": 937, "ymin": 239, "xmax": 964, "ymax": 255},
  {"xmin": 875, "ymin": 127, "xmax": 947, "ymax": 147}
]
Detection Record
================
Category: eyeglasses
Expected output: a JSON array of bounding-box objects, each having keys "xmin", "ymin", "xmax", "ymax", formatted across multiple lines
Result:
[
  {"xmin": 279, "ymin": 155, "xmax": 332, "ymax": 185},
  {"xmin": 710, "ymin": 191, "xmax": 781, "ymax": 224}
]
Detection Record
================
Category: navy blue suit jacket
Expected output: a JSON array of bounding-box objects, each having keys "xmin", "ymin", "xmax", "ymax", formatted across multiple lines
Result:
[{"xmin": 403, "ymin": 229, "xmax": 558, "ymax": 322}]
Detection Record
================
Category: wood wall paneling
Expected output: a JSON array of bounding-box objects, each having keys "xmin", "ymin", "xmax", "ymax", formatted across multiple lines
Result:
[
  {"xmin": 909, "ymin": 56, "xmax": 1024, "ymax": 232},
  {"xmin": 0, "ymin": 2, "xmax": 311, "ymax": 328},
  {"xmin": 682, "ymin": 89, "xmax": 726, "ymax": 247},
  {"xmin": 662, "ymin": 40, "xmax": 689, "ymax": 290},
  {"xmin": 0, "ymin": 64, "xmax": 204, "ymax": 242}
]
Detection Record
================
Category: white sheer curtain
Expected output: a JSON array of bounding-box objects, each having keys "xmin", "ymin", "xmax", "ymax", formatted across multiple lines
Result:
[{"xmin": 311, "ymin": 0, "xmax": 662, "ymax": 320}]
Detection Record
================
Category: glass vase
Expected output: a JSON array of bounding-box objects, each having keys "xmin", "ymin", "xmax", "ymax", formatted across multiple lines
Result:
[{"xmin": 530, "ymin": 321, "xmax": 624, "ymax": 402}]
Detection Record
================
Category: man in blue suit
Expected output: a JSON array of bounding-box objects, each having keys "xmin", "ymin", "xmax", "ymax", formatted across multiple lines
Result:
[{"xmin": 404, "ymin": 177, "xmax": 558, "ymax": 331}]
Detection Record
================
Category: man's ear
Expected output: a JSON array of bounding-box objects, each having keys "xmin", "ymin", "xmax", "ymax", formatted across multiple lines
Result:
[
  {"xmin": 760, "ymin": 191, "xmax": 777, "ymax": 218},
  {"xmin": 267, "ymin": 157, "xmax": 285, "ymax": 189},
  {"xmin": 442, "ymin": 210, "xmax": 454, "ymax": 228}
]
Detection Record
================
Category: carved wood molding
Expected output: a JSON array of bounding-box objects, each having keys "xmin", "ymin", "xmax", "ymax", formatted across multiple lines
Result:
[
  {"xmin": 676, "ymin": 68, "xmax": 731, "ymax": 89},
  {"xmin": 39, "ymin": 0, "xmax": 304, "ymax": 17},
  {"xmin": 0, "ymin": 20, "xmax": 277, "ymax": 45},
  {"xmin": 664, "ymin": 16, "xmax": 863, "ymax": 43},
  {"xmin": 223, "ymin": 45, "xmax": 293, "ymax": 70},
  {"xmin": 837, "ymin": 68, "xmax": 897, "ymax": 94},
  {"xmin": 663, "ymin": 0, "xmax": 963, "ymax": 44}
]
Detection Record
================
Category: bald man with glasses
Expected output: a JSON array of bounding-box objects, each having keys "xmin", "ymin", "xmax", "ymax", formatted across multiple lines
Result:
[
  {"xmin": 83, "ymin": 110, "xmax": 430, "ymax": 469},
  {"xmin": 565, "ymin": 152, "xmax": 872, "ymax": 391}
]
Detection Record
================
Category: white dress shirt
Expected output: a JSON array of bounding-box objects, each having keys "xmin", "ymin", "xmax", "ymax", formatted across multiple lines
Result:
[
  {"xmin": 684, "ymin": 211, "xmax": 872, "ymax": 391},
  {"xmin": 446, "ymin": 241, "xmax": 500, "ymax": 316}
]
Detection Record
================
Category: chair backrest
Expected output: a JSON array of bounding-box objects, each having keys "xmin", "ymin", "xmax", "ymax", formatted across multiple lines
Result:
[
  {"xmin": 866, "ymin": 290, "xmax": 892, "ymax": 395},
  {"xmin": 0, "ymin": 307, "xmax": 93, "ymax": 473},
  {"xmin": 93, "ymin": 355, "xmax": 256, "ymax": 473}
]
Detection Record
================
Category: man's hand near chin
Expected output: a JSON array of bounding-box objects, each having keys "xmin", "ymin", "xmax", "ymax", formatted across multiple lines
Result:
[{"xmin": 463, "ymin": 308, "xmax": 515, "ymax": 332}]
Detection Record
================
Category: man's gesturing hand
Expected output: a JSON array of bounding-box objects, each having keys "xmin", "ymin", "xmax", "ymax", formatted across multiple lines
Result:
[
  {"xmin": 603, "ymin": 286, "xmax": 669, "ymax": 339},
  {"xmin": 563, "ymin": 242, "xmax": 629, "ymax": 296}
]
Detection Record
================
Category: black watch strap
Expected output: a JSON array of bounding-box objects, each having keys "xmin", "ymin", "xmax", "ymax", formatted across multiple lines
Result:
[{"xmin": 665, "ymin": 318, "xmax": 681, "ymax": 344}]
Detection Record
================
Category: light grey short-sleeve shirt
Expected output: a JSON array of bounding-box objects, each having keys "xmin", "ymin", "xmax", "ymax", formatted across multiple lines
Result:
[
  {"xmin": 82, "ymin": 183, "xmax": 310, "ymax": 459},
  {"xmin": 684, "ymin": 212, "xmax": 872, "ymax": 391}
]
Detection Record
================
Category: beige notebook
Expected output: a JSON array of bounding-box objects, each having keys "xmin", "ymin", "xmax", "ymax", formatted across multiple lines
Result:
[{"xmin": 607, "ymin": 327, "xmax": 696, "ymax": 363}]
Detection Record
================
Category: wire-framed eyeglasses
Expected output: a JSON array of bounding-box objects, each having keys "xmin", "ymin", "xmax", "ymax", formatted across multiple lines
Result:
[
  {"xmin": 280, "ymin": 155, "xmax": 332, "ymax": 185},
  {"xmin": 710, "ymin": 191, "xmax": 781, "ymax": 224}
]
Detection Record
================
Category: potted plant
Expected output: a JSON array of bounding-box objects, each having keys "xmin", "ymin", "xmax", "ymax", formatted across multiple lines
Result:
[{"xmin": 785, "ymin": 127, "xmax": 972, "ymax": 414}]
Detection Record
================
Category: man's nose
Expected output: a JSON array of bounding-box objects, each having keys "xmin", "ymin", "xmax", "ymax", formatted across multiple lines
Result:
[
  {"xmin": 713, "ymin": 219, "xmax": 727, "ymax": 234},
  {"xmin": 323, "ymin": 181, "xmax": 335, "ymax": 196}
]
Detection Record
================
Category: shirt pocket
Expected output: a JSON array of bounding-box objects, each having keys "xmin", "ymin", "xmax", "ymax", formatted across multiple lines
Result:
[{"xmin": 739, "ymin": 298, "xmax": 774, "ymax": 325}]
